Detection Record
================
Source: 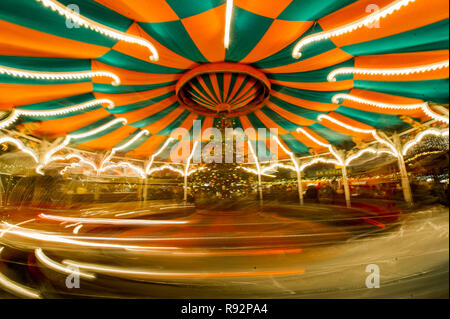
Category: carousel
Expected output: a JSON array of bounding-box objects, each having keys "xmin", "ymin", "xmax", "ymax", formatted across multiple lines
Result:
[{"xmin": 0, "ymin": 0, "xmax": 448, "ymax": 299}]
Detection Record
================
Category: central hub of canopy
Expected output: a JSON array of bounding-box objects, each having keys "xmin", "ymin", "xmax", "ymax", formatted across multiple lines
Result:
[{"xmin": 176, "ymin": 62, "xmax": 271, "ymax": 117}]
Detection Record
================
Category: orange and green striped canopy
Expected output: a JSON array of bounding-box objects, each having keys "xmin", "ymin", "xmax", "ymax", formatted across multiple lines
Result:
[{"xmin": 0, "ymin": 0, "xmax": 448, "ymax": 161}]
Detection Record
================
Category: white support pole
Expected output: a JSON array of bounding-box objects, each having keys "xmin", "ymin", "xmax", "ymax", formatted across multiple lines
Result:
[
  {"xmin": 296, "ymin": 158, "xmax": 304, "ymax": 205},
  {"xmin": 257, "ymin": 171, "xmax": 263, "ymax": 205},
  {"xmin": 338, "ymin": 150, "xmax": 351, "ymax": 208},
  {"xmin": 393, "ymin": 133, "xmax": 413, "ymax": 206},
  {"xmin": 341, "ymin": 164, "xmax": 351, "ymax": 208},
  {"xmin": 183, "ymin": 164, "xmax": 188, "ymax": 202}
]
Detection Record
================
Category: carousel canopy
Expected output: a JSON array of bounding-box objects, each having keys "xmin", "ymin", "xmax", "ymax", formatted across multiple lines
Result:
[{"xmin": 0, "ymin": 0, "xmax": 448, "ymax": 162}]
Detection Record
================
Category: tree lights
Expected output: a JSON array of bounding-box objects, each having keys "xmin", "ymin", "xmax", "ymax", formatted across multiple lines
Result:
[
  {"xmin": 35, "ymin": 0, "xmax": 159, "ymax": 61},
  {"xmin": 292, "ymin": 0, "xmax": 416, "ymax": 59},
  {"xmin": 402, "ymin": 128, "xmax": 449, "ymax": 155}
]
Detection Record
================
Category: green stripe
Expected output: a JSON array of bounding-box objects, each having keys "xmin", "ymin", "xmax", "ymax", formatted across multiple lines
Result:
[
  {"xmin": 269, "ymin": 96, "xmax": 325, "ymax": 121},
  {"xmin": 0, "ymin": 0, "xmax": 118, "ymax": 48},
  {"xmin": 109, "ymin": 92, "xmax": 175, "ymax": 114},
  {"xmin": 225, "ymin": 6, "xmax": 274, "ymax": 62},
  {"xmin": 139, "ymin": 21, "xmax": 207, "ymax": 63},
  {"xmin": 97, "ymin": 50, "xmax": 185, "ymax": 74},
  {"xmin": 93, "ymin": 82, "xmax": 176, "ymax": 94},
  {"xmin": 267, "ymin": 59, "xmax": 354, "ymax": 83},
  {"xmin": 166, "ymin": 0, "xmax": 225, "ymax": 19},
  {"xmin": 342, "ymin": 19, "xmax": 449, "ymax": 56},
  {"xmin": 130, "ymin": 102, "xmax": 180, "ymax": 128},
  {"xmin": 278, "ymin": 0, "xmax": 357, "ymax": 21},
  {"xmin": 280, "ymin": 134, "xmax": 309, "ymax": 155},
  {"xmin": 355, "ymin": 79, "xmax": 449, "ymax": 104},
  {"xmin": 158, "ymin": 109, "xmax": 191, "ymax": 135},
  {"xmin": 309, "ymin": 123, "xmax": 355, "ymax": 148}
]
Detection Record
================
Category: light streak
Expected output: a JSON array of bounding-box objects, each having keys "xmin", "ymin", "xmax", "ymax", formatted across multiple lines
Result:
[
  {"xmin": 145, "ymin": 137, "xmax": 174, "ymax": 175},
  {"xmin": 0, "ymin": 136, "xmax": 39, "ymax": 163},
  {"xmin": 38, "ymin": 213, "xmax": 188, "ymax": 226},
  {"xmin": 224, "ymin": 0, "xmax": 234, "ymax": 49},
  {"xmin": 0, "ymin": 269, "xmax": 41, "ymax": 299},
  {"xmin": 296, "ymin": 128, "xmax": 344, "ymax": 165},
  {"xmin": 35, "ymin": 248, "xmax": 95, "ymax": 280}
]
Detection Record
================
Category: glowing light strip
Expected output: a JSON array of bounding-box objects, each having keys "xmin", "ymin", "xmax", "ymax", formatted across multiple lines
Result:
[
  {"xmin": 0, "ymin": 136, "xmax": 39, "ymax": 163},
  {"xmin": 272, "ymin": 136, "xmax": 300, "ymax": 172},
  {"xmin": 247, "ymin": 140, "xmax": 261, "ymax": 176},
  {"xmin": 184, "ymin": 141, "xmax": 199, "ymax": 176},
  {"xmin": 50, "ymin": 154, "xmax": 98, "ymax": 172},
  {"xmin": 100, "ymin": 161, "xmax": 146, "ymax": 179},
  {"xmin": 1, "ymin": 222, "xmax": 178, "ymax": 251},
  {"xmin": 35, "ymin": 248, "xmax": 95, "ymax": 280},
  {"xmin": 35, "ymin": 0, "xmax": 159, "ymax": 61},
  {"xmin": 224, "ymin": 0, "xmax": 234, "ymax": 49},
  {"xmin": 0, "ymin": 269, "xmax": 41, "ymax": 299},
  {"xmin": 0, "ymin": 99, "xmax": 114, "ymax": 130},
  {"xmin": 317, "ymin": 114, "xmax": 399, "ymax": 156},
  {"xmin": 100, "ymin": 129, "xmax": 149, "ymax": 171},
  {"xmin": 145, "ymin": 137, "xmax": 174, "ymax": 175},
  {"xmin": 0, "ymin": 65, "xmax": 120, "ymax": 86},
  {"xmin": 147, "ymin": 165, "xmax": 185, "ymax": 177},
  {"xmin": 300, "ymin": 157, "xmax": 340, "ymax": 172},
  {"xmin": 39, "ymin": 213, "xmax": 187, "ymax": 226},
  {"xmin": 239, "ymin": 166, "xmax": 276, "ymax": 178},
  {"xmin": 296, "ymin": 128, "xmax": 344, "ymax": 165},
  {"xmin": 345, "ymin": 148, "xmax": 396, "ymax": 166},
  {"xmin": 328, "ymin": 60, "xmax": 449, "ymax": 82},
  {"xmin": 261, "ymin": 163, "xmax": 297, "ymax": 174},
  {"xmin": 292, "ymin": 0, "xmax": 416, "ymax": 59},
  {"xmin": 41, "ymin": 117, "xmax": 127, "ymax": 167},
  {"xmin": 403, "ymin": 128, "xmax": 449, "ymax": 155},
  {"xmin": 332, "ymin": 94, "xmax": 449, "ymax": 124}
]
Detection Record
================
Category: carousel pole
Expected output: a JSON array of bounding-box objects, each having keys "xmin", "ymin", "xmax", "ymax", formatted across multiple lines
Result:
[
  {"xmin": 338, "ymin": 150, "xmax": 351, "ymax": 208},
  {"xmin": 393, "ymin": 133, "xmax": 413, "ymax": 206},
  {"xmin": 296, "ymin": 158, "xmax": 304, "ymax": 205},
  {"xmin": 183, "ymin": 164, "xmax": 188, "ymax": 202}
]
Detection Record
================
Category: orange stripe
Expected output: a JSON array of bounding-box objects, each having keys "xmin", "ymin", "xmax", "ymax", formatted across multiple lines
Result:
[
  {"xmin": 143, "ymin": 107, "xmax": 186, "ymax": 134},
  {"xmin": 271, "ymin": 90, "xmax": 338, "ymax": 112},
  {"xmin": 91, "ymin": 61, "xmax": 181, "ymax": 85},
  {"xmin": 32, "ymin": 109, "xmax": 110, "ymax": 138},
  {"xmin": 0, "ymin": 83, "xmax": 92, "ymax": 107},
  {"xmin": 120, "ymin": 95, "xmax": 178, "ymax": 124},
  {"xmin": 266, "ymin": 100, "xmax": 315, "ymax": 126},
  {"xmin": 94, "ymin": 0, "xmax": 179, "ymax": 23},
  {"xmin": 235, "ymin": 0, "xmax": 293, "ymax": 19},
  {"xmin": 129, "ymin": 135, "xmax": 168, "ymax": 158},
  {"xmin": 271, "ymin": 80, "xmax": 354, "ymax": 91},
  {"xmin": 238, "ymin": 115, "xmax": 259, "ymax": 140},
  {"xmin": 78, "ymin": 126, "xmax": 137, "ymax": 151},
  {"xmin": 242, "ymin": 20, "xmax": 313, "ymax": 63},
  {"xmin": 320, "ymin": 0, "xmax": 449, "ymax": 48},
  {"xmin": 229, "ymin": 79, "xmax": 257, "ymax": 105},
  {"xmin": 113, "ymin": 23, "xmax": 197, "ymax": 69},
  {"xmin": 0, "ymin": 20, "xmax": 108, "ymax": 58},
  {"xmin": 263, "ymin": 48, "xmax": 353, "ymax": 74},
  {"xmin": 226, "ymin": 74, "xmax": 246, "ymax": 103},
  {"xmin": 93, "ymin": 86, "xmax": 175, "ymax": 106},
  {"xmin": 197, "ymin": 76, "xmax": 220, "ymax": 104},
  {"xmin": 291, "ymin": 129, "xmax": 327, "ymax": 151},
  {"xmin": 319, "ymin": 112, "xmax": 374, "ymax": 139},
  {"xmin": 181, "ymin": 4, "xmax": 226, "ymax": 62},
  {"xmin": 189, "ymin": 81, "xmax": 215, "ymax": 105},
  {"xmin": 254, "ymin": 110, "xmax": 289, "ymax": 135},
  {"xmin": 222, "ymin": 73, "xmax": 232, "ymax": 101},
  {"xmin": 198, "ymin": 117, "xmax": 215, "ymax": 141},
  {"xmin": 342, "ymin": 88, "xmax": 426, "ymax": 118},
  {"xmin": 209, "ymin": 73, "xmax": 223, "ymax": 103},
  {"xmin": 354, "ymin": 51, "xmax": 450, "ymax": 82}
]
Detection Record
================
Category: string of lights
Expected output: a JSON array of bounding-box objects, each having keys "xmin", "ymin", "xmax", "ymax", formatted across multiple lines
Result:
[{"xmin": 292, "ymin": 0, "xmax": 416, "ymax": 59}]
